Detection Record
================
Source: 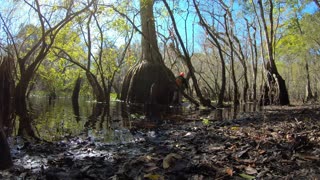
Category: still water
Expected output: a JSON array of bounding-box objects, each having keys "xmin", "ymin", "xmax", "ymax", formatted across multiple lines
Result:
[{"xmin": 9, "ymin": 96, "xmax": 261, "ymax": 143}]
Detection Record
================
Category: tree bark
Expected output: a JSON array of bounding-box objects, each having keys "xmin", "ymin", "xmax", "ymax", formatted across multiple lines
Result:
[
  {"xmin": 305, "ymin": 61, "xmax": 313, "ymax": 101},
  {"xmin": 257, "ymin": 0, "xmax": 290, "ymax": 105},
  {"xmin": 0, "ymin": 57, "xmax": 14, "ymax": 170},
  {"xmin": 121, "ymin": 0, "xmax": 175, "ymax": 105}
]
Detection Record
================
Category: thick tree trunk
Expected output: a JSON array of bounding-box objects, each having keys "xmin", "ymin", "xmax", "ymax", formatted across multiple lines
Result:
[
  {"xmin": 15, "ymin": 78, "xmax": 30, "ymax": 104},
  {"xmin": 121, "ymin": 0, "xmax": 175, "ymax": 105},
  {"xmin": 121, "ymin": 61, "xmax": 175, "ymax": 104},
  {"xmin": 0, "ymin": 57, "xmax": 14, "ymax": 170},
  {"xmin": 261, "ymin": 66, "xmax": 290, "ymax": 105},
  {"xmin": 16, "ymin": 98, "xmax": 40, "ymax": 141},
  {"xmin": 258, "ymin": 0, "xmax": 290, "ymax": 105}
]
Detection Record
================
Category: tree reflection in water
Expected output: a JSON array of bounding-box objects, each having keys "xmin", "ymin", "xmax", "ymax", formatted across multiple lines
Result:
[{"xmin": 7, "ymin": 97, "xmax": 262, "ymax": 146}]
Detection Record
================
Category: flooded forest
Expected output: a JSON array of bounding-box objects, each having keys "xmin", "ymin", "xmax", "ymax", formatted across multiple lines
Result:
[{"xmin": 1, "ymin": 0, "xmax": 320, "ymax": 179}]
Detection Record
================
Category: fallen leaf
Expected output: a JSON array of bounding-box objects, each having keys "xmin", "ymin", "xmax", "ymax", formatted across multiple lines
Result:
[
  {"xmin": 225, "ymin": 167, "xmax": 233, "ymax": 176},
  {"xmin": 163, "ymin": 153, "xmax": 182, "ymax": 169},
  {"xmin": 231, "ymin": 126, "xmax": 240, "ymax": 130},
  {"xmin": 258, "ymin": 149, "xmax": 266, "ymax": 155},
  {"xmin": 236, "ymin": 148, "xmax": 250, "ymax": 158},
  {"xmin": 245, "ymin": 166, "xmax": 258, "ymax": 175},
  {"xmin": 145, "ymin": 166, "xmax": 159, "ymax": 172},
  {"xmin": 144, "ymin": 173, "xmax": 164, "ymax": 180},
  {"xmin": 137, "ymin": 155, "xmax": 153, "ymax": 162},
  {"xmin": 239, "ymin": 173, "xmax": 255, "ymax": 180}
]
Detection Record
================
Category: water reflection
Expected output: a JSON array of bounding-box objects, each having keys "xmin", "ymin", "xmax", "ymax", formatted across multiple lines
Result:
[
  {"xmin": 201, "ymin": 103, "xmax": 262, "ymax": 121},
  {"xmin": 9, "ymin": 97, "xmax": 261, "ymax": 143}
]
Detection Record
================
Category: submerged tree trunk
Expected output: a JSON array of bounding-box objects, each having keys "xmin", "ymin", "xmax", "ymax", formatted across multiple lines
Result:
[
  {"xmin": 121, "ymin": 0, "xmax": 175, "ymax": 105},
  {"xmin": 0, "ymin": 57, "xmax": 14, "ymax": 170},
  {"xmin": 72, "ymin": 77, "xmax": 82, "ymax": 121},
  {"xmin": 72, "ymin": 77, "xmax": 82, "ymax": 103}
]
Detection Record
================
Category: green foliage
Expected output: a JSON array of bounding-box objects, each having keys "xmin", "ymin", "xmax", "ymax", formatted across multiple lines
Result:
[
  {"xmin": 110, "ymin": 93, "xmax": 118, "ymax": 101},
  {"xmin": 111, "ymin": 18, "xmax": 130, "ymax": 32},
  {"xmin": 34, "ymin": 22, "xmax": 85, "ymax": 95},
  {"xmin": 201, "ymin": 118, "xmax": 211, "ymax": 126}
]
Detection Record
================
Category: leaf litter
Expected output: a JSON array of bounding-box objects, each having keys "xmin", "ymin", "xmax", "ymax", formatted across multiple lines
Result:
[{"xmin": 1, "ymin": 104, "xmax": 320, "ymax": 179}]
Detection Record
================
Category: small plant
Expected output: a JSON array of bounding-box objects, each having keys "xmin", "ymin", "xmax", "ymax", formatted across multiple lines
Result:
[{"xmin": 201, "ymin": 118, "xmax": 211, "ymax": 126}]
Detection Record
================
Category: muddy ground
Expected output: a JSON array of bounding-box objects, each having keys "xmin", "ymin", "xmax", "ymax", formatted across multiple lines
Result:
[{"xmin": 1, "ymin": 104, "xmax": 320, "ymax": 179}]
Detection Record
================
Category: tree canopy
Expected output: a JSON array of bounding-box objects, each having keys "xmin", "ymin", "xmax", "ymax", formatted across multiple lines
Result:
[{"xmin": 0, "ymin": 0, "xmax": 318, "ymax": 105}]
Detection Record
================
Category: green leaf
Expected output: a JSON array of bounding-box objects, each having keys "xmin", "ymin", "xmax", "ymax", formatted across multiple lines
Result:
[
  {"xmin": 239, "ymin": 173, "xmax": 255, "ymax": 180},
  {"xmin": 202, "ymin": 118, "xmax": 211, "ymax": 126}
]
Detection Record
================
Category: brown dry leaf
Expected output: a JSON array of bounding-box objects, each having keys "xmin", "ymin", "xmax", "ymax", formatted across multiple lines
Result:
[
  {"xmin": 245, "ymin": 166, "xmax": 258, "ymax": 175},
  {"xmin": 270, "ymin": 132, "xmax": 280, "ymax": 139},
  {"xmin": 162, "ymin": 153, "xmax": 182, "ymax": 169},
  {"xmin": 236, "ymin": 148, "xmax": 250, "ymax": 158},
  {"xmin": 144, "ymin": 173, "xmax": 164, "ymax": 180},
  {"xmin": 145, "ymin": 166, "xmax": 159, "ymax": 172},
  {"xmin": 225, "ymin": 167, "xmax": 233, "ymax": 176},
  {"xmin": 258, "ymin": 149, "xmax": 266, "ymax": 155},
  {"xmin": 286, "ymin": 134, "xmax": 295, "ymax": 142},
  {"xmin": 137, "ymin": 155, "xmax": 153, "ymax": 162}
]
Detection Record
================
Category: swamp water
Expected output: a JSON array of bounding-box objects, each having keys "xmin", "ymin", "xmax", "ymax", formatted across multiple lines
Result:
[{"xmin": 8, "ymin": 96, "xmax": 261, "ymax": 144}]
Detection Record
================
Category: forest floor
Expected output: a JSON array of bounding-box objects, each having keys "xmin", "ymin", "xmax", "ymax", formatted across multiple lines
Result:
[{"xmin": 1, "ymin": 104, "xmax": 320, "ymax": 179}]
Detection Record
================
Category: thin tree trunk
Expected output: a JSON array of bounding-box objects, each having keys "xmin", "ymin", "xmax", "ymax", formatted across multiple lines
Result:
[
  {"xmin": 193, "ymin": 0, "xmax": 226, "ymax": 107},
  {"xmin": 224, "ymin": 14, "xmax": 239, "ymax": 105},
  {"xmin": 247, "ymin": 20, "xmax": 258, "ymax": 102},
  {"xmin": 164, "ymin": 0, "xmax": 213, "ymax": 108},
  {"xmin": 293, "ymin": 13, "xmax": 314, "ymax": 102},
  {"xmin": 305, "ymin": 61, "xmax": 313, "ymax": 101}
]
